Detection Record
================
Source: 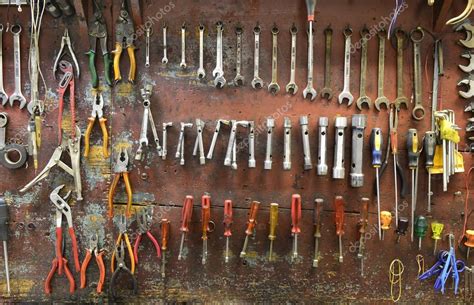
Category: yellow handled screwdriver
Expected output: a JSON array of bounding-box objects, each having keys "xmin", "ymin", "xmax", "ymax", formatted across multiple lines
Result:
[
  {"xmin": 431, "ymin": 221, "xmax": 444, "ymax": 255},
  {"xmin": 268, "ymin": 203, "xmax": 279, "ymax": 261},
  {"xmin": 381, "ymin": 211, "xmax": 392, "ymax": 240}
]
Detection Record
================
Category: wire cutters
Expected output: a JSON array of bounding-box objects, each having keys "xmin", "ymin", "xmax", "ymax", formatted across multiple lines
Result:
[
  {"xmin": 109, "ymin": 240, "xmax": 138, "ymax": 300},
  {"xmin": 80, "ymin": 233, "xmax": 105, "ymax": 293},
  {"xmin": 133, "ymin": 208, "xmax": 161, "ymax": 264},
  {"xmin": 53, "ymin": 29, "xmax": 80, "ymax": 78},
  {"xmin": 44, "ymin": 239, "xmax": 75, "ymax": 295},
  {"xmin": 49, "ymin": 185, "xmax": 80, "ymax": 275},
  {"xmin": 86, "ymin": 0, "xmax": 112, "ymax": 88},
  {"xmin": 111, "ymin": 215, "xmax": 135, "ymax": 274},
  {"xmin": 112, "ymin": 0, "xmax": 136, "ymax": 84},
  {"xmin": 84, "ymin": 90, "xmax": 109, "ymax": 158},
  {"xmin": 108, "ymin": 149, "xmax": 133, "ymax": 218},
  {"xmin": 57, "ymin": 60, "xmax": 77, "ymax": 144}
]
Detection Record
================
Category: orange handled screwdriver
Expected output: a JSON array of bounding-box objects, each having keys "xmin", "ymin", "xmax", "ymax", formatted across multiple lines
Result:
[
  {"xmin": 160, "ymin": 219, "xmax": 170, "ymax": 278},
  {"xmin": 240, "ymin": 201, "xmax": 260, "ymax": 258},
  {"xmin": 201, "ymin": 195, "xmax": 212, "ymax": 265},
  {"xmin": 178, "ymin": 195, "xmax": 193, "ymax": 261},
  {"xmin": 223, "ymin": 200, "xmax": 233, "ymax": 263},
  {"xmin": 334, "ymin": 196, "xmax": 345, "ymax": 263},
  {"xmin": 291, "ymin": 194, "xmax": 302, "ymax": 262},
  {"xmin": 313, "ymin": 198, "xmax": 323, "ymax": 268},
  {"xmin": 358, "ymin": 198, "xmax": 369, "ymax": 276}
]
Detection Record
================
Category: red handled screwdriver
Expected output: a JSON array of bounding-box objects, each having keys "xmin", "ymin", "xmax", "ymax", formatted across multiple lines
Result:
[
  {"xmin": 334, "ymin": 196, "xmax": 345, "ymax": 263},
  {"xmin": 240, "ymin": 201, "xmax": 260, "ymax": 258},
  {"xmin": 291, "ymin": 194, "xmax": 302, "ymax": 262},
  {"xmin": 223, "ymin": 200, "xmax": 233, "ymax": 263},
  {"xmin": 201, "ymin": 195, "xmax": 212, "ymax": 265},
  {"xmin": 178, "ymin": 195, "xmax": 193, "ymax": 261}
]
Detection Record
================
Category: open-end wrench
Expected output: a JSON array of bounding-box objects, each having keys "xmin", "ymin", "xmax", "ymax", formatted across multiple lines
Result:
[
  {"xmin": 303, "ymin": 23, "xmax": 316, "ymax": 100},
  {"xmin": 251, "ymin": 24, "xmax": 263, "ymax": 89},
  {"xmin": 233, "ymin": 25, "xmax": 244, "ymax": 86},
  {"xmin": 393, "ymin": 28, "xmax": 408, "ymax": 110},
  {"xmin": 213, "ymin": 21, "xmax": 226, "ymax": 88},
  {"xmin": 356, "ymin": 27, "xmax": 371, "ymax": 111},
  {"xmin": 162, "ymin": 23, "xmax": 168, "ymax": 64},
  {"xmin": 320, "ymin": 26, "xmax": 333, "ymax": 100},
  {"xmin": 9, "ymin": 24, "xmax": 26, "ymax": 109},
  {"xmin": 180, "ymin": 22, "xmax": 187, "ymax": 68},
  {"xmin": 268, "ymin": 24, "xmax": 280, "ymax": 94},
  {"xmin": 410, "ymin": 27, "xmax": 425, "ymax": 121},
  {"xmin": 459, "ymin": 52, "xmax": 474, "ymax": 73},
  {"xmin": 0, "ymin": 25, "xmax": 8, "ymax": 105},
  {"xmin": 197, "ymin": 24, "xmax": 206, "ymax": 79},
  {"xmin": 338, "ymin": 26, "xmax": 354, "ymax": 106},
  {"xmin": 374, "ymin": 29, "xmax": 389, "ymax": 111},
  {"xmin": 286, "ymin": 24, "xmax": 298, "ymax": 95},
  {"xmin": 161, "ymin": 122, "xmax": 172, "ymax": 160}
]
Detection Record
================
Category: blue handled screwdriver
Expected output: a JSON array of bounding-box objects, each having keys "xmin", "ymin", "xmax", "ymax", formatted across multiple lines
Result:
[{"xmin": 370, "ymin": 128, "xmax": 383, "ymax": 240}]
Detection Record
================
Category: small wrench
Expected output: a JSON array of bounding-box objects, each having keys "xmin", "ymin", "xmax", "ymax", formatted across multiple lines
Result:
[
  {"xmin": 9, "ymin": 24, "xmax": 26, "ymax": 109},
  {"xmin": 303, "ymin": 23, "xmax": 316, "ymax": 100},
  {"xmin": 320, "ymin": 26, "xmax": 333, "ymax": 100},
  {"xmin": 161, "ymin": 122, "xmax": 172, "ymax": 160},
  {"xmin": 213, "ymin": 21, "xmax": 226, "ymax": 88},
  {"xmin": 268, "ymin": 24, "xmax": 280, "ymax": 94},
  {"xmin": 233, "ymin": 25, "xmax": 244, "ymax": 86},
  {"xmin": 197, "ymin": 24, "xmax": 206, "ymax": 79},
  {"xmin": 356, "ymin": 27, "xmax": 372, "ymax": 110},
  {"xmin": 338, "ymin": 26, "xmax": 354, "ymax": 106},
  {"xmin": 374, "ymin": 29, "xmax": 390, "ymax": 111},
  {"xmin": 410, "ymin": 27, "xmax": 425, "ymax": 120},
  {"xmin": 145, "ymin": 24, "xmax": 152, "ymax": 68},
  {"xmin": 180, "ymin": 22, "xmax": 187, "ymax": 68},
  {"xmin": 251, "ymin": 24, "xmax": 263, "ymax": 89},
  {"xmin": 161, "ymin": 23, "xmax": 168, "ymax": 64},
  {"xmin": 176, "ymin": 122, "xmax": 193, "ymax": 166},
  {"xmin": 393, "ymin": 28, "xmax": 408, "ymax": 110},
  {"xmin": 0, "ymin": 24, "xmax": 8, "ymax": 105},
  {"xmin": 285, "ymin": 24, "xmax": 298, "ymax": 95}
]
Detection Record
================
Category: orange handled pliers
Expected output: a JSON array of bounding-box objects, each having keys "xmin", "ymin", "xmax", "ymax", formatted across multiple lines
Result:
[
  {"xmin": 111, "ymin": 215, "xmax": 135, "ymax": 274},
  {"xmin": 112, "ymin": 0, "xmax": 136, "ymax": 84},
  {"xmin": 133, "ymin": 208, "xmax": 161, "ymax": 264},
  {"xmin": 108, "ymin": 149, "xmax": 133, "ymax": 218},
  {"xmin": 84, "ymin": 90, "xmax": 109, "ymax": 158},
  {"xmin": 44, "ymin": 242, "xmax": 75, "ymax": 295},
  {"xmin": 80, "ymin": 233, "xmax": 105, "ymax": 293}
]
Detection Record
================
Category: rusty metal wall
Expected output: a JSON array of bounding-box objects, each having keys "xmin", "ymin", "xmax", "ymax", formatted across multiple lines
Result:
[{"xmin": 0, "ymin": 0, "xmax": 472, "ymax": 303}]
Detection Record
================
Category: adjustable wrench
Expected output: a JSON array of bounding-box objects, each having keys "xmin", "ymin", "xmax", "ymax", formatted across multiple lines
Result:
[
  {"xmin": 374, "ymin": 29, "xmax": 389, "ymax": 111},
  {"xmin": 192, "ymin": 118, "xmax": 206, "ymax": 165},
  {"xmin": 317, "ymin": 117, "xmax": 328, "ymax": 175},
  {"xmin": 300, "ymin": 116, "xmax": 312, "ymax": 170},
  {"xmin": 180, "ymin": 23, "xmax": 187, "ymax": 68},
  {"xmin": 320, "ymin": 26, "xmax": 333, "ymax": 100},
  {"xmin": 303, "ymin": 23, "xmax": 316, "ymax": 100},
  {"xmin": 286, "ymin": 24, "xmax": 298, "ymax": 95},
  {"xmin": 394, "ymin": 29, "xmax": 408, "ymax": 110},
  {"xmin": 283, "ymin": 117, "xmax": 292, "ymax": 170},
  {"xmin": 410, "ymin": 27, "xmax": 425, "ymax": 121},
  {"xmin": 251, "ymin": 24, "xmax": 263, "ymax": 89},
  {"xmin": 338, "ymin": 27, "xmax": 354, "ymax": 106},
  {"xmin": 162, "ymin": 23, "xmax": 168, "ymax": 64},
  {"xmin": 207, "ymin": 119, "xmax": 230, "ymax": 159},
  {"xmin": 268, "ymin": 25, "xmax": 280, "ymax": 94},
  {"xmin": 213, "ymin": 21, "xmax": 226, "ymax": 88},
  {"xmin": 356, "ymin": 27, "xmax": 371, "ymax": 111},
  {"xmin": 233, "ymin": 26, "xmax": 244, "ymax": 86},
  {"xmin": 161, "ymin": 122, "xmax": 172, "ymax": 160},
  {"xmin": 197, "ymin": 24, "xmax": 206, "ymax": 79},
  {"xmin": 332, "ymin": 117, "xmax": 347, "ymax": 179},
  {"xmin": 0, "ymin": 25, "xmax": 8, "ymax": 105},
  {"xmin": 176, "ymin": 122, "xmax": 193, "ymax": 165},
  {"xmin": 350, "ymin": 114, "xmax": 367, "ymax": 187},
  {"xmin": 264, "ymin": 118, "xmax": 274, "ymax": 169},
  {"xmin": 9, "ymin": 24, "xmax": 26, "ymax": 109}
]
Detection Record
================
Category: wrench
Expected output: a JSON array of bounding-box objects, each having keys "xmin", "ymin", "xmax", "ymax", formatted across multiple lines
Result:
[
  {"xmin": 264, "ymin": 118, "xmax": 274, "ymax": 169},
  {"xmin": 317, "ymin": 117, "xmax": 328, "ymax": 175},
  {"xmin": 213, "ymin": 21, "xmax": 226, "ymax": 88},
  {"xmin": 303, "ymin": 22, "xmax": 316, "ymax": 100},
  {"xmin": 356, "ymin": 27, "xmax": 371, "ymax": 111},
  {"xmin": 251, "ymin": 24, "xmax": 263, "ymax": 89},
  {"xmin": 207, "ymin": 119, "xmax": 230, "ymax": 159},
  {"xmin": 233, "ymin": 25, "xmax": 244, "ymax": 86},
  {"xmin": 180, "ymin": 22, "xmax": 187, "ymax": 68},
  {"xmin": 300, "ymin": 115, "xmax": 312, "ymax": 170},
  {"xmin": 459, "ymin": 52, "xmax": 474, "ymax": 73},
  {"xmin": 0, "ymin": 25, "xmax": 8, "ymax": 105},
  {"xmin": 197, "ymin": 24, "xmax": 206, "ymax": 79},
  {"xmin": 286, "ymin": 24, "xmax": 298, "ymax": 95},
  {"xmin": 162, "ymin": 23, "xmax": 168, "ymax": 64},
  {"xmin": 393, "ymin": 28, "xmax": 408, "ymax": 110},
  {"xmin": 161, "ymin": 122, "xmax": 172, "ymax": 160},
  {"xmin": 9, "ymin": 24, "xmax": 26, "ymax": 109},
  {"xmin": 338, "ymin": 26, "xmax": 354, "ymax": 106},
  {"xmin": 374, "ymin": 29, "xmax": 390, "ymax": 111},
  {"xmin": 320, "ymin": 26, "xmax": 333, "ymax": 100},
  {"xmin": 268, "ymin": 24, "xmax": 280, "ymax": 94},
  {"xmin": 176, "ymin": 122, "xmax": 193, "ymax": 166},
  {"xmin": 145, "ymin": 24, "xmax": 152, "ymax": 68},
  {"xmin": 283, "ymin": 117, "xmax": 292, "ymax": 170},
  {"xmin": 410, "ymin": 27, "xmax": 425, "ymax": 121},
  {"xmin": 192, "ymin": 118, "xmax": 206, "ymax": 165}
]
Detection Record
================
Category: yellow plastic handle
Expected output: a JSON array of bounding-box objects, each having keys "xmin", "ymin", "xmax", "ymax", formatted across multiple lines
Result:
[
  {"xmin": 112, "ymin": 42, "xmax": 123, "ymax": 83},
  {"xmin": 268, "ymin": 203, "xmax": 279, "ymax": 240}
]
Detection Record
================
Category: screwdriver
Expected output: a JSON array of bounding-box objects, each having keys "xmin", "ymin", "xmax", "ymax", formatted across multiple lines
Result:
[
  {"xmin": 407, "ymin": 128, "xmax": 420, "ymax": 242},
  {"xmin": 431, "ymin": 221, "xmax": 444, "ymax": 255},
  {"xmin": 160, "ymin": 218, "xmax": 170, "ymax": 279},
  {"xmin": 268, "ymin": 203, "xmax": 279, "ymax": 262},
  {"xmin": 201, "ymin": 194, "xmax": 212, "ymax": 265},
  {"xmin": 313, "ymin": 198, "xmax": 323, "ymax": 268},
  {"xmin": 380, "ymin": 211, "xmax": 392, "ymax": 240},
  {"xmin": 291, "ymin": 194, "xmax": 302, "ymax": 262},
  {"xmin": 240, "ymin": 201, "xmax": 260, "ymax": 258},
  {"xmin": 395, "ymin": 217, "xmax": 409, "ymax": 243},
  {"xmin": 465, "ymin": 230, "xmax": 474, "ymax": 260},
  {"xmin": 178, "ymin": 195, "xmax": 193, "ymax": 260},
  {"xmin": 223, "ymin": 200, "xmax": 233, "ymax": 263},
  {"xmin": 370, "ymin": 128, "xmax": 383, "ymax": 240},
  {"xmin": 334, "ymin": 196, "xmax": 345, "ymax": 263},
  {"xmin": 424, "ymin": 131, "xmax": 436, "ymax": 213},
  {"xmin": 414, "ymin": 215, "xmax": 428, "ymax": 250},
  {"xmin": 0, "ymin": 196, "xmax": 10, "ymax": 295},
  {"xmin": 357, "ymin": 198, "xmax": 369, "ymax": 276}
]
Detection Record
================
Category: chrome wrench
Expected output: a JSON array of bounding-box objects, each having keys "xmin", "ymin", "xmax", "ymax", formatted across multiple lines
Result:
[
  {"xmin": 300, "ymin": 116, "xmax": 312, "ymax": 170},
  {"xmin": 176, "ymin": 122, "xmax": 193, "ymax": 166},
  {"xmin": 213, "ymin": 21, "xmax": 226, "ymax": 88},
  {"xmin": 9, "ymin": 24, "xmax": 26, "ymax": 109},
  {"xmin": 356, "ymin": 27, "xmax": 371, "ymax": 110},
  {"xmin": 192, "ymin": 118, "xmax": 206, "ymax": 165},
  {"xmin": 180, "ymin": 23, "xmax": 187, "ymax": 68},
  {"xmin": 251, "ymin": 24, "xmax": 263, "ymax": 89},
  {"xmin": 145, "ymin": 24, "xmax": 152, "ymax": 68},
  {"xmin": 320, "ymin": 26, "xmax": 333, "ymax": 100},
  {"xmin": 303, "ymin": 22, "xmax": 316, "ymax": 100},
  {"xmin": 268, "ymin": 25, "xmax": 280, "ymax": 94},
  {"xmin": 338, "ymin": 26, "xmax": 353, "ymax": 106},
  {"xmin": 317, "ymin": 117, "xmax": 328, "ymax": 175},
  {"xmin": 410, "ymin": 27, "xmax": 425, "ymax": 120},
  {"xmin": 394, "ymin": 28, "xmax": 408, "ymax": 110},
  {"xmin": 233, "ymin": 25, "xmax": 244, "ymax": 86},
  {"xmin": 207, "ymin": 119, "xmax": 230, "ymax": 159},
  {"xmin": 374, "ymin": 29, "xmax": 389, "ymax": 111},
  {"xmin": 162, "ymin": 23, "xmax": 168, "ymax": 64},
  {"xmin": 161, "ymin": 122, "xmax": 172, "ymax": 160},
  {"xmin": 0, "ymin": 25, "xmax": 8, "ymax": 105},
  {"xmin": 283, "ymin": 117, "xmax": 292, "ymax": 170},
  {"xmin": 286, "ymin": 24, "xmax": 298, "ymax": 95},
  {"xmin": 197, "ymin": 24, "xmax": 206, "ymax": 79},
  {"xmin": 264, "ymin": 118, "xmax": 274, "ymax": 169}
]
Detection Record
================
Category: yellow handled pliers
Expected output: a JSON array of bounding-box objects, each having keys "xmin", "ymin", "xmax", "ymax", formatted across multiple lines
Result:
[
  {"xmin": 108, "ymin": 149, "xmax": 133, "ymax": 218},
  {"xmin": 112, "ymin": 0, "xmax": 136, "ymax": 84},
  {"xmin": 111, "ymin": 215, "xmax": 135, "ymax": 275},
  {"xmin": 84, "ymin": 90, "xmax": 109, "ymax": 158}
]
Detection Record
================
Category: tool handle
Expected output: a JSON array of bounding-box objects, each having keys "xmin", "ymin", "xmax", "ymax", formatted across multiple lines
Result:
[
  {"xmin": 305, "ymin": 0, "xmax": 316, "ymax": 21},
  {"xmin": 124, "ymin": 234, "xmax": 135, "ymax": 274},
  {"xmin": 112, "ymin": 42, "xmax": 122, "ymax": 83},
  {"xmin": 424, "ymin": 131, "xmax": 436, "ymax": 168},
  {"xmin": 223, "ymin": 200, "xmax": 233, "ymax": 237},
  {"xmin": 407, "ymin": 128, "xmax": 420, "ymax": 169},
  {"xmin": 99, "ymin": 118, "xmax": 109, "ymax": 158},
  {"xmin": 180, "ymin": 196, "xmax": 193, "ymax": 232},
  {"xmin": 44, "ymin": 258, "xmax": 58, "ymax": 294},
  {"xmin": 161, "ymin": 219, "xmax": 170, "ymax": 251},
  {"xmin": 314, "ymin": 198, "xmax": 323, "ymax": 237},
  {"xmin": 381, "ymin": 211, "xmax": 392, "ymax": 230},
  {"xmin": 95, "ymin": 251, "xmax": 106, "ymax": 293},
  {"xmin": 56, "ymin": 227, "xmax": 63, "ymax": 274},
  {"xmin": 390, "ymin": 128, "xmax": 398, "ymax": 154},
  {"xmin": 133, "ymin": 234, "xmax": 143, "ymax": 264},
  {"xmin": 127, "ymin": 46, "xmax": 137, "ymax": 83},
  {"xmin": 414, "ymin": 215, "xmax": 428, "ymax": 238},
  {"xmin": 359, "ymin": 198, "xmax": 369, "ymax": 234},
  {"xmin": 291, "ymin": 194, "xmax": 302, "ymax": 234},
  {"xmin": 147, "ymin": 231, "xmax": 162, "ymax": 258},
  {"xmin": 201, "ymin": 195, "xmax": 211, "ymax": 240},
  {"xmin": 84, "ymin": 118, "xmax": 95, "ymax": 158},
  {"xmin": 245, "ymin": 201, "xmax": 260, "ymax": 235},
  {"xmin": 68, "ymin": 227, "xmax": 80, "ymax": 272},
  {"xmin": 268, "ymin": 203, "xmax": 279, "ymax": 240},
  {"xmin": 123, "ymin": 173, "xmax": 133, "ymax": 218},
  {"xmin": 103, "ymin": 53, "xmax": 113, "ymax": 86},
  {"xmin": 370, "ymin": 128, "xmax": 383, "ymax": 167},
  {"xmin": 0, "ymin": 197, "xmax": 8, "ymax": 242},
  {"xmin": 62, "ymin": 258, "xmax": 75, "ymax": 294},
  {"xmin": 80, "ymin": 250, "xmax": 92, "ymax": 289},
  {"xmin": 86, "ymin": 50, "xmax": 98, "ymax": 88},
  {"xmin": 334, "ymin": 196, "xmax": 345, "ymax": 236}
]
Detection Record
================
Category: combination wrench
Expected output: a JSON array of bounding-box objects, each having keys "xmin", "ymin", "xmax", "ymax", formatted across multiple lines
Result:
[
  {"xmin": 410, "ymin": 27, "xmax": 425, "ymax": 120},
  {"xmin": 393, "ymin": 28, "xmax": 408, "ymax": 110},
  {"xmin": 251, "ymin": 24, "xmax": 263, "ymax": 89},
  {"xmin": 303, "ymin": 23, "xmax": 316, "ymax": 100},
  {"xmin": 374, "ymin": 29, "xmax": 390, "ymax": 111},
  {"xmin": 9, "ymin": 24, "xmax": 26, "ymax": 109},
  {"xmin": 233, "ymin": 25, "xmax": 244, "ymax": 86},
  {"xmin": 145, "ymin": 24, "xmax": 152, "ymax": 68},
  {"xmin": 213, "ymin": 21, "xmax": 226, "ymax": 88},
  {"xmin": 161, "ymin": 23, "xmax": 168, "ymax": 64},
  {"xmin": 197, "ymin": 24, "xmax": 206, "ymax": 79},
  {"xmin": 268, "ymin": 25, "xmax": 280, "ymax": 94},
  {"xmin": 0, "ymin": 25, "xmax": 8, "ymax": 105},
  {"xmin": 285, "ymin": 24, "xmax": 298, "ymax": 95},
  {"xmin": 320, "ymin": 26, "xmax": 333, "ymax": 100},
  {"xmin": 356, "ymin": 27, "xmax": 371, "ymax": 110},
  {"xmin": 180, "ymin": 22, "xmax": 187, "ymax": 68},
  {"xmin": 338, "ymin": 27, "xmax": 354, "ymax": 106}
]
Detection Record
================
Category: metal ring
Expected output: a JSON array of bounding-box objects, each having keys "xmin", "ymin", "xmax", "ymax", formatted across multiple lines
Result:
[
  {"xmin": 0, "ymin": 144, "xmax": 27, "ymax": 169},
  {"xmin": 10, "ymin": 24, "xmax": 21, "ymax": 35}
]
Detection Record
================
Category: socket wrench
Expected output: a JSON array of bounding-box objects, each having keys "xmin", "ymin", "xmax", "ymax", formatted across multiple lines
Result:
[
  {"xmin": 317, "ymin": 117, "xmax": 328, "ymax": 175},
  {"xmin": 332, "ymin": 117, "xmax": 347, "ymax": 179},
  {"xmin": 300, "ymin": 116, "xmax": 312, "ymax": 170},
  {"xmin": 350, "ymin": 114, "xmax": 367, "ymax": 187}
]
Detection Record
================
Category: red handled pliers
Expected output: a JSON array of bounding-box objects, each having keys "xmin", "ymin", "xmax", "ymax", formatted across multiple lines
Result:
[
  {"xmin": 133, "ymin": 208, "xmax": 161, "ymax": 264},
  {"xmin": 80, "ymin": 233, "xmax": 106, "ymax": 293}
]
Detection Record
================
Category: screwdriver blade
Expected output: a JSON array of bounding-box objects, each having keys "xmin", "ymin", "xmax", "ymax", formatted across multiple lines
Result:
[
  {"xmin": 240, "ymin": 236, "xmax": 249, "ymax": 258},
  {"xmin": 225, "ymin": 237, "xmax": 229, "ymax": 263},
  {"xmin": 313, "ymin": 237, "xmax": 319, "ymax": 267},
  {"xmin": 178, "ymin": 233, "xmax": 186, "ymax": 260}
]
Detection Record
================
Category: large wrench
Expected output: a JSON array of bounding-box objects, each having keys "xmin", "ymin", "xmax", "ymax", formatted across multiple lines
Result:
[
  {"xmin": 303, "ymin": 22, "xmax": 316, "ymax": 100},
  {"xmin": 197, "ymin": 24, "xmax": 206, "ymax": 79},
  {"xmin": 0, "ymin": 25, "xmax": 8, "ymax": 105},
  {"xmin": 161, "ymin": 23, "xmax": 168, "ymax": 64},
  {"xmin": 180, "ymin": 23, "xmax": 187, "ymax": 68},
  {"xmin": 233, "ymin": 25, "xmax": 244, "ymax": 86},
  {"xmin": 393, "ymin": 28, "xmax": 408, "ymax": 110},
  {"xmin": 356, "ymin": 27, "xmax": 371, "ymax": 110},
  {"xmin": 410, "ymin": 27, "xmax": 425, "ymax": 121},
  {"xmin": 9, "ymin": 24, "xmax": 26, "ymax": 109},
  {"xmin": 251, "ymin": 24, "xmax": 263, "ymax": 89},
  {"xmin": 374, "ymin": 29, "xmax": 390, "ymax": 111},
  {"xmin": 268, "ymin": 25, "xmax": 280, "ymax": 94},
  {"xmin": 320, "ymin": 26, "xmax": 333, "ymax": 100},
  {"xmin": 213, "ymin": 21, "xmax": 226, "ymax": 88},
  {"xmin": 286, "ymin": 24, "xmax": 298, "ymax": 95},
  {"xmin": 338, "ymin": 27, "xmax": 354, "ymax": 106}
]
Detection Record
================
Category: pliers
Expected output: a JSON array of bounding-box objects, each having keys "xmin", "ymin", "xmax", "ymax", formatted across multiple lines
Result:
[
  {"xmin": 133, "ymin": 208, "xmax": 161, "ymax": 264},
  {"xmin": 108, "ymin": 149, "xmax": 133, "ymax": 218},
  {"xmin": 49, "ymin": 185, "xmax": 80, "ymax": 275},
  {"xmin": 86, "ymin": 0, "xmax": 112, "ymax": 88},
  {"xmin": 53, "ymin": 29, "xmax": 80, "ymax": 79},
  {"xmin": 44, "ymin": 238, "xmax": 75, "ymax": 295},
  {"xmin": 57, "ymin": 60, "xmax": 77, "ymax": 144},
  {"xmin": 112, "ymin": 0, "xmax": 136, "ymax": 84},
  {"xmin": 111, "ymin": 215, "xmax": 135, "ymax": 274},
  {"xmin": 80, "ymin": 233, "xmax": 105, "ymax": 293},
  {"xmin": 109, "ymin": 240, "xmax": 138, "ymax": 300},
  {"xmin": 84, "ymin": 90, "xmax": 109, "ymax": 158}
]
